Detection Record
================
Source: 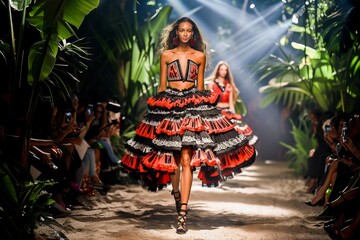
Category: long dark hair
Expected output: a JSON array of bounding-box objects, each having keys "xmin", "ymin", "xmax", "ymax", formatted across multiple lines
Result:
[
  {"xmin": 159, "ymin": 17, "xmax": 208, "ymax": 55},
  {"xmin": 207, "ymin": 61, "xmax": 239, "ymax": 102}
]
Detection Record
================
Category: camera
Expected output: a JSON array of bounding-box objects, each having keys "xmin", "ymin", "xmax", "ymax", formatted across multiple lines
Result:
[
  {"xmin": 65, "ymin": 110, "xmax": 72, "ymax": 123},
  {"xmin": 86, "ymin": 104, "xmax": 93, "ymax": 115},
  {"xmin": 325, "ymin": 125, "xmax": 331, "ymax": 133},
  {"xmin": 342, "ymin": 123, "xmax": 349, "ymax": 142},
  {"xmin": 106, "ymin": 102, "xmax": 121, "ymax": 113}
]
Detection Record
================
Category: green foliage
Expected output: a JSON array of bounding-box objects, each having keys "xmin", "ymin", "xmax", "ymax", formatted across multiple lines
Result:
[
  {"xmin": 0, "ymin": 155, "xmax": 56, "ymax": 239},
  {"xmin": 257, "ymin": 0, "xmax": 359, "ymax": 114},
  {"xmin": 0, "ymin": 1, "xmax": 100, "ymax": 238},
  {"xmin": 255, "ymin": 0, "xmax": 360, "ymax": 172},
  {"xmin": 1, "ymin": 0, "xmax": 100, "ymax": 161},
  {"xmin": 280, "ymin": 117, "xmax": 317, "ymax": 175},
  {"xmin": 234, "ymin": 98, "xmax": 247, "ymax": 116},
  {"xmin": 86, "ymin": 2, "xmax": 172, "ymax": 147},
  {"xmin": 257, "ymin": 44, "xmax": 339, "ymax": 112},
  {"xmin": 27, "ymin": 0, "xmax": 100, "ymax": 84}
]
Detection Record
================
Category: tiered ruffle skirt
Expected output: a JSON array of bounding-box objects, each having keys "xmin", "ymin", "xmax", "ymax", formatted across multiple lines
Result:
[
  {"xmin": 121, "ymin": 87, "xmax": 256, "ymax": 191},
  {"xmin": 220, "ymin": 109, "xmax": 259, "ymax": 145}
]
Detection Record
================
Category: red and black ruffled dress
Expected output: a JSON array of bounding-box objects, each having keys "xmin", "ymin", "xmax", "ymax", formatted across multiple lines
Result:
[
  {"xmin": 212, "ymin": 79, "xmax": 258, "ymax": 145},
  {"xmin": 121, "ymin": 59, "xmax": 256, "ymax": 191}
]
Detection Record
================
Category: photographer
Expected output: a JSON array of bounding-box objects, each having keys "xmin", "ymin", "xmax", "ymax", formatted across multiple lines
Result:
[
  {"xmin": 74, "ymin": 95, "xmax": 109, "ymax": 196},
  {"xmin": 305, "ymin": 112, "xmax": 353, "ymax": 208},
  {"xmin": 305, "ymin": 110, "xmax": 333, "ymax": 193},
  {"xmin": 85, "ymin": 102, "xmax": 121, "ymax": 171}
]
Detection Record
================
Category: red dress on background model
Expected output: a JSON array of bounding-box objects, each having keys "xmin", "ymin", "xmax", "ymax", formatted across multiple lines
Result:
[{"xmin": 211, "ymin": 79, "xmax": 258, "ymax": 145}]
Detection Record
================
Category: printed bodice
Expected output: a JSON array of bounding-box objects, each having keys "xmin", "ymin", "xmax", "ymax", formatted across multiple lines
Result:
[
  {"xmin": 167, "ymin": 59, "xmax": 198, "ymax": 82},
  {"xmin": 212, "ymin": 79, "xmax": 230, "ymax": 103}
]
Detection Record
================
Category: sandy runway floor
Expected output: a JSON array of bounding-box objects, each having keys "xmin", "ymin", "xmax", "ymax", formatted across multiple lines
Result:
[{"xmin": 38, "ymin": 160, "xmax": 330, "ymax": 240}]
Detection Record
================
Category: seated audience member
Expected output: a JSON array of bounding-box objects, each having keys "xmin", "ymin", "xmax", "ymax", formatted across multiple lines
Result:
[
  {"xmin": 305, "ymin": 113, "xmax": 353, "ymax": 208},
  {"xmin": 305, "ymin": 110, "xmax": 333, "ymax": 193},
  {"xmin": 74, "ymin": 94, "xmax": 109, "ymax": 195},
  {"xmin": 85, "ymin": 102, "xmax": 121, "ymax": 172},
  {"xmin": 323, "ymin": 111, "xmax": 360, "ymax": 240}
]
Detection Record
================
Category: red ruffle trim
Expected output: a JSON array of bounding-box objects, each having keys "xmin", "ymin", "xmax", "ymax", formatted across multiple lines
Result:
[
  {"xmin": 197, "ymin": 167, "xmax": 222, "ymax": 186},
  {"xmin": 234, "ymin": 125, "xmax": 253, "ymax": 136},
  {"xmin": 121, "ymin": 152, "xmax": 178, "ymax": 174},
  {"xmin": 142, "ymin": 152, "xmax": 178, "ymax": 173},
  {"xmin": 221, "ymin": 110, "xmax": 242, "ymax": 121},
  {"xmin": 147, "ymin": 91, "xmax": 219, "ymax": 109},
  {"xmin": 121, "ymin": 153, "xmax": 141, "ymax": 172},
  {"xmin": 136, "ymin": 122, "xmax": 156, "ymax": 139},
  {"xmin": 197, "ymin": 144, "xmax": 255, "ymax": 186},
  {"xmin": 220, "ymin": 144, "xmax": 255, "ymax": 170},
  {"xmin": 190, "ymin": 149, "xmax": 221, "ymax": 167},
  {"xmin": 156, "ymin": 117, "xmax": 206, "ymax": 135},
  {"xmin": 156, "ymin": 116, "xmax": 235, "ymax": 136},
  {"xmin": 221, "ymin": 110, "xmax": 254, "ymax": 136},
  {"xmin": 204, "ymin": 117, "xmax": 234, "ymax": 134}
]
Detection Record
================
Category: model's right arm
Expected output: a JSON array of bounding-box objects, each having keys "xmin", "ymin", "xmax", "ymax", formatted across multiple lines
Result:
[{"xmin": 158, "ymin": 51, "xmax": 168, "ymax": 93}]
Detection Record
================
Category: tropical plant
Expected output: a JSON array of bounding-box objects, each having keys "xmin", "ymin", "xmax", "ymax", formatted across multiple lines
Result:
[
  {"xmin": 82, "ymin": 2, "xmax": 172, "ymax": 146},
  {"xmin": 280, "ymin": 115, "xmax": 317, "ymax": 175},
  {"xmin": 0, "ymin": 152, "xmax": 58, "ymax": 239},
  {"xmin": 319, "ymin": 0, "xmax": 360, "ymax": 112},
  {"xmin": 0, "ymin": 0, "xmax": 100, "ymax": 238},
  {"xmin": 234, "ymin": 97, "xmax": 248, "ymax": 116},
  {"xmin": 257, "ymin": 0, "xmax": 359, "ymax": 114},
  {"xmin": 1, "ymin": 0, "xmax": 100, "ymax": 167},
  {"xmin": 254, "ymin": 0, "xmax": 359, "ymax": 171}
]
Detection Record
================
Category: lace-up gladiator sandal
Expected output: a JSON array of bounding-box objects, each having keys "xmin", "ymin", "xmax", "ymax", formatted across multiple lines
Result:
[
  {"xmin": 176, "ymin": 203, "xmax": 188, "ymax": 234},
  {"xmin": 171, "ymin": 190, "xmax": 181, "ymax": 214}
]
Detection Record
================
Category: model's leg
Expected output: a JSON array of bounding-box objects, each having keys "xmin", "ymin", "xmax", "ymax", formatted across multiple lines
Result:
[
  {"xmin": 171, "ymin": 152, "xmax": 181, "ymax": 191},
  {"xmin": 75, "ymin": 151, "xmax": 89, "ymax": 187},
  {"xmin": 171, "ymin": 152, "xmax": 181, "ymax": 212},
  {"xmin": 310, "ymin": 160, "xmax": 339, "ymax": 205},
  {"xmin": 180, "ymin": 146, "xmax": 193, "ymax": 205},
  {"xmin": 176, "ymin": 146, "xmax": 193, "ymax": 234}
]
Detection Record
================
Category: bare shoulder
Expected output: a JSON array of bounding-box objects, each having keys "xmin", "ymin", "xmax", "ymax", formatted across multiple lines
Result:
[
  {"xmin": 193, "ymin": 50, "xmax": 205, "ymax": 59},
  {"xmin": 192, "ymin": 50, "xmax": 206, "ymax": 64},
  {"xmin": 161, "ymin": 50, "xmax": 172, "ymax": 61}
]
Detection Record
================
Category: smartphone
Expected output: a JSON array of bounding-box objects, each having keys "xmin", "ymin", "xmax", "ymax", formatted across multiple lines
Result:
[
  {"xmin": 325, "ymin": 125, "xmax": 330, "ymax": 133},
  {"xmin": 342, "ymin": 125, "xmax": 349, "ymax": 142},
  {"xmin": 65, "ymin": 111, "xmax": 72, "ymax": 123},
  {"xmin": 86, "ymin": 104, "xmax": 93, "ymax": 115}
]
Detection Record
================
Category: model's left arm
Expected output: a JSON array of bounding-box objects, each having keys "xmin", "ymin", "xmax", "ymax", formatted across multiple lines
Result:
[
  {"xmin": 196, "ymin": 53, "xmax": 206, "ymax": 91},
  {"xmin": 228, "ymin": 85, "xmax": 235, "ymax": 112}
]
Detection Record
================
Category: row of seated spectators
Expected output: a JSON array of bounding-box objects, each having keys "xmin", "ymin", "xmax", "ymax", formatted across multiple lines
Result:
[
  {"xmin": 26, "ymin": 93, "xmax": 123, "ymax": 215},
  {"xmin": 304, "ymin": 110, "xmax": 360, "ymax": 239}
]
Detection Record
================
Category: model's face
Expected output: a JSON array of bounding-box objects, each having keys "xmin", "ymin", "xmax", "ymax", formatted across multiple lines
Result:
[
  {"xmin": 218, "ymin": 65, "xmax": 228, "ymax": 78},
  {"xmin": 177, "ymin": 22, "xmax": 193, "ymax": 44}
]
